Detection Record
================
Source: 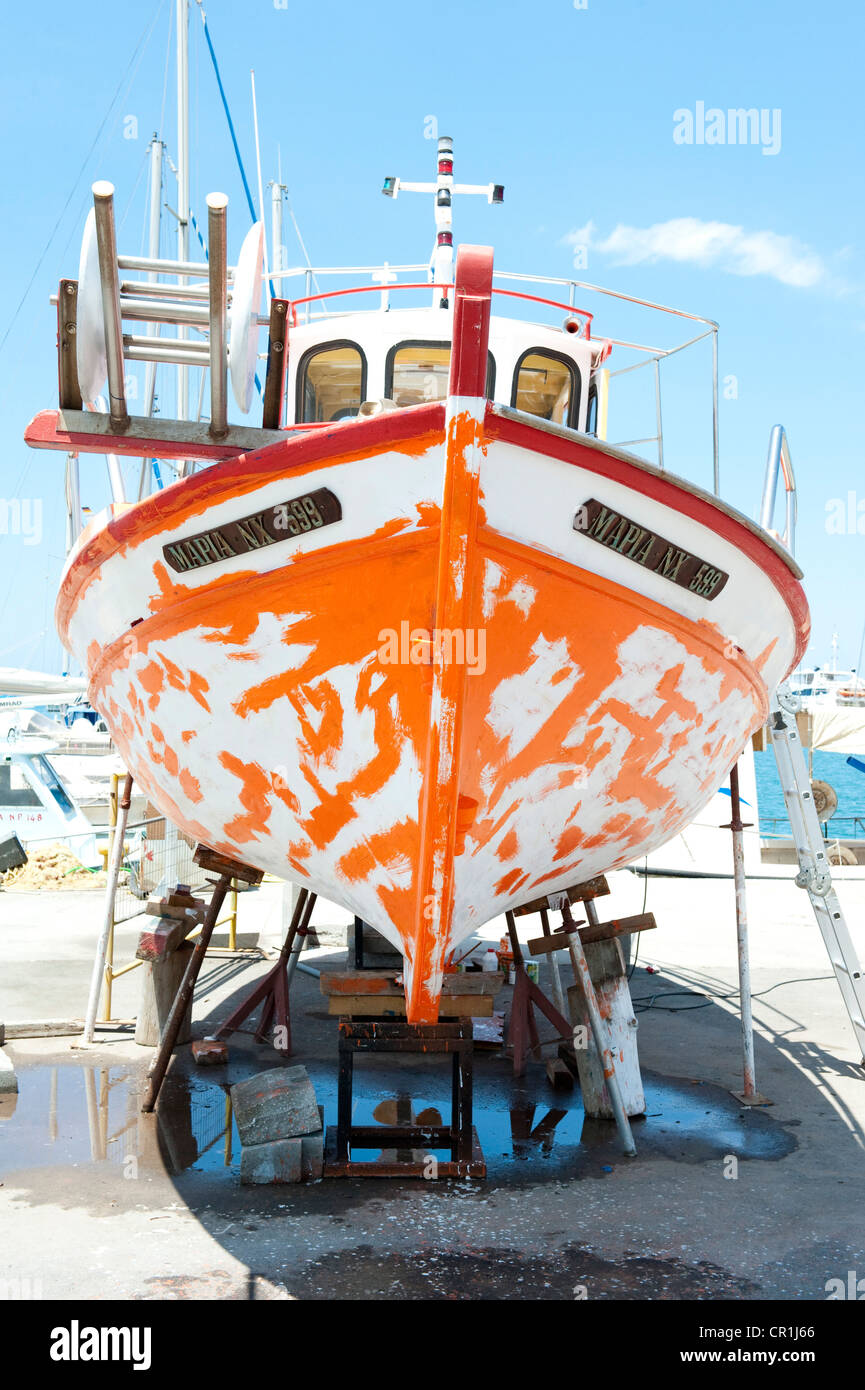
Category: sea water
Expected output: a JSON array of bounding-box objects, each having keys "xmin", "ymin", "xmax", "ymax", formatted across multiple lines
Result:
[{"xmin": 754, "ymin": 749, "xmax": 865, "ymax": 838}]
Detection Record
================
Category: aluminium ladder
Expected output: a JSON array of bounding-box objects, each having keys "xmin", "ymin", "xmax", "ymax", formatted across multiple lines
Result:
[{"xmin": 767, "ymin": 685, "xmax": 865, "ymax": 1064}]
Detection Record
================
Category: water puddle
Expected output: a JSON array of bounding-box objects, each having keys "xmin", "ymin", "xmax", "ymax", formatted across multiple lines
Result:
[{"xmin": 0, "ymin": 1055, "xmax": 794, "ymax": 1188}]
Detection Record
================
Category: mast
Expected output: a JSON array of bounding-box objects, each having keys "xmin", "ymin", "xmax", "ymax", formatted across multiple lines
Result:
[
  {"xmin": 381, "ymin": 138, "xmax": 503, "ymax": 309},
  {"xmin": 271, "ymin": 179, "xmax": 284, "ymax": 278},
  {"xmin": 176, "ymin": 0, "xmax": 190, "ymax": 426},
  {"xmin": 139, "ymin": 135, "xmax": 164, "ymax": 499}
]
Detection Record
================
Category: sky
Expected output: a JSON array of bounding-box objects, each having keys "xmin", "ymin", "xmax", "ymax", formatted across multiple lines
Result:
[{"xmin": 0, "ymin": 0, "xmax": 862, "ymax": 676}]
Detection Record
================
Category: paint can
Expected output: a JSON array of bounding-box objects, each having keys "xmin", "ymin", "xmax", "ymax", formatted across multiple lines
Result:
[{"xmin": 525, "ymin": 960, "xmax": 539, "ymax": 985}]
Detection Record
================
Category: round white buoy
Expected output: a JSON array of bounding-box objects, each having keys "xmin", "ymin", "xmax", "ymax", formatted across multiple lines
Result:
[
  {"xmin": 76, "ymin": 207, "xmax": 107, "ymax": 404},
  {"xmin": 229, "ymin": 220, "xmax": 264, "ymax": 413}
]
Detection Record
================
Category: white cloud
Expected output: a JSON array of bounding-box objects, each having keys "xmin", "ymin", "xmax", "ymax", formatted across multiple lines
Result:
[{"xmin": 563, "ymin": 217, "xmax": 827, "ymax": 289}]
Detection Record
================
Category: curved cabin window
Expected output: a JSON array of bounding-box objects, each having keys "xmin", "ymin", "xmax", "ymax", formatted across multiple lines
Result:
[
  {"xmin": 511, "ymin": 350, "xmax": 578, "ymax": 428},
  {"xmin": 297, "ymin": 342, "xmax": 367, "ymax": 423},
  {"xmin": 385, "ymin": 341, "xmax": 496, "ymax": 407}
]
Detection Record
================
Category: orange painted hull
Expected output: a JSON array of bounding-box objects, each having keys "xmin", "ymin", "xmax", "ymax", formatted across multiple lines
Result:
[{"xmin": 53, "ymin": 252, "xmax": 808, "ymax": 1021}]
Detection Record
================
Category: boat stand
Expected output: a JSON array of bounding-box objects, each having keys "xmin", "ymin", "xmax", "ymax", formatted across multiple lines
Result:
[
  {"xmin": 527, "ymin": 902, "xmax": 638, "ymax": 1158},
  {"xmin": 210, "ymin": 887, "xmax": 318, "ymax": 1055},
  {"xmin": 505, "ymin": 909, "xmax": 574, "ymax": 1078},
  {"xmin": 324, "ymin": 1019, "xmax": 485, "ymax": 1178},
  {"xmin": 140, "ymin": 847, "xmax": 263, "ymax": 1113}
]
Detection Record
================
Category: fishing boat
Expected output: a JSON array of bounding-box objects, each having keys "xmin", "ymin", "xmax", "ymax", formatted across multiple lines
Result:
[{"xmin": 23, "ymin": 10, "xmax": 809, "ymax": 1020}]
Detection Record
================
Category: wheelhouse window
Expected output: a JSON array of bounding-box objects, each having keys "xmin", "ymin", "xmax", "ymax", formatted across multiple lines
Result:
[
  {"xmin": 585, "ymin": 381, "xmax": 598, "ymax": 437},
  {"xmin": 385, "ymin": 341, "xmax": 496, "ymax": 407},
  {"xmin": 511, "ymin": 350, "xmax": 578, "ymax": 428},
  {"xmin": 297, "ymin": 342, "xmax": 367, "ymax": 423}
]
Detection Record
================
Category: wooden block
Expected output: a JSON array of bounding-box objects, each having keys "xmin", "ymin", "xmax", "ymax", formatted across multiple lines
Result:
[
  {"xmin": 328, "ymin": 994, "xmax": 493, "ymax": 1018},
  {"xmin": 320, "ymin": 971, "xmax": 401, "ymax": 997},
  {"xmin": 319, "ymin": 970, "xmax": 504, "ymax": 998},
  {"xmin": 442, "ymin": 973, "xmax": 503, "ymax": 996},
  {"xmin": 579, "ymin": 912, "xmax": 656, "ymax": 946},
  {"xmin": 145, "ymin": 895, "xmax": 205, "ymax": 920},
  {"xmin": 193, "ymin": 844, "xmax": 264, "ymax": 884},
  {"xmin": 528, "ymin": 928, "xmax": 579, "ymax": 957},
  {"xmin": 135, "ymin": 915, "xmax": 195, "ymax": 962},
  {"xmin": 135, "ymin": 943, "xmax": 194, "ymax": 1047},
  {"xmin": 546, "ymin": 1058, "xmax": 574, "ymax": 1090}
]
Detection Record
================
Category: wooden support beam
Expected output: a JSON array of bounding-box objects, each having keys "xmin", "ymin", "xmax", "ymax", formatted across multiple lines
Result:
[
  {"xmin": 193, "ymin": 845, "xmax": 264, "ymax": 884},
  {"xmin": 527, "ymin": 912, "xmax": 656, "ymax": 955},
  {"xmin": 579, "ymin": 911, "xmax": 656, "ymax": 946},
  {"xmin": 511, "ymin": 875, "xmax": 610, "ymax": 916}
]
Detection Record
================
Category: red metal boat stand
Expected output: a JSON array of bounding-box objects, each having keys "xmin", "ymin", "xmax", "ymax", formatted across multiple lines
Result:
[
  {"xmin": 211, "ymin": 886, "xmax": 318, "ymax": 1056},
  {"xmin": 141, "ymin": 846, "xmax": 263, "ymax": 1112},
  {"xmin": 505, "ymin": 909, "xmax": 575, "ymax": 1077}
]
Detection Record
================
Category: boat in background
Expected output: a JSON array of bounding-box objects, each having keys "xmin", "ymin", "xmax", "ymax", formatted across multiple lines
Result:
[
  {"xmin": 790, "ymin": 634, "xmax": 865, "ymax": 710},
  {"xmin": 0, "ymin": 735, "xmax": 99, "ymax": 867}
]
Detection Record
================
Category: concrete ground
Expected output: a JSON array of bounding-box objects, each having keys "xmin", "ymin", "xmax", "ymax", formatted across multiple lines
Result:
[{"xmin": 1, "ymin": 870, "xmax": 864, "ymax": 1301}]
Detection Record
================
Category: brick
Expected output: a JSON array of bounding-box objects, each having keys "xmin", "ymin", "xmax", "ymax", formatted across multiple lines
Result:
[
  {"xmin": 231, "ymin": 1066, "xmax": 321, "ymax": 1146},
  {"xmin": 136, "ymin": 915, "xmax": 195, "ymax": 961},
  {"xmin": 240, "ymin": 1137, "xmax": 302, "ymax": 1185},
  {"xmin": 191, "ymin": 1039, "xmax": 228, "ymax": 1066}
]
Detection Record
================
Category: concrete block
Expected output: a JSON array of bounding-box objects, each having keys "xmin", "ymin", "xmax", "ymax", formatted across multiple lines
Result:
[
  {"xmin": 301, "ymin": 1108, "xmax": 326, "ymax": 1180},
  {"xmin": 0, "ymin": 1047, "xmax": 18, "ymax": 1095},
  {"xmin": 240, "ymin": 1137, "xmax": 302, "ymax": 1185},
  {"xmin": 231, "ymin": 1066, "xmax": 321, "ymax": 1146}
]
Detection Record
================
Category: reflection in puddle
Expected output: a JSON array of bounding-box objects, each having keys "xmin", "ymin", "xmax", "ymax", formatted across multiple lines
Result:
[{"xmin": 0, "ymin": 1061, "xmax": 794, "ymax": 1186}]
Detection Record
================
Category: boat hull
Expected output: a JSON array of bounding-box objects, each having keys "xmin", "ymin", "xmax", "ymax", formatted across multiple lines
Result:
[{"xmin": 56, "ymin": 399, "xmax": 807, "ymax": 1017}]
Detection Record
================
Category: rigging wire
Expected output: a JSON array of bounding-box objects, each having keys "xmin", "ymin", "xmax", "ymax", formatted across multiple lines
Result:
[
  {"xmin": 0, "ymin": 0, "xmax": 167, "ymax": 358},
  {"xmin": 194, "ymin": 1, "xmax": 257, "ymax": 223}
]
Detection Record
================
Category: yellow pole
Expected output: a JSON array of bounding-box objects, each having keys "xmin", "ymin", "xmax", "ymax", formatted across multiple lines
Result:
[
  {"xmin": 229, "ymin": 877, "xmax": 237, "ymax": 950},
  {"xmin": 597, "ymin": 367, "xmax": 610, "ymax": 442}
]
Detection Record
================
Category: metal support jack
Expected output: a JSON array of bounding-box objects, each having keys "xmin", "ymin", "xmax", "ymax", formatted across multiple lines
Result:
[
  {"xmin": 529, "ymin": 900, "xmax": 637, "ymax": 1158},
  {"xmin": 141, "ymin": 846, "xmax": 263, "ymax": 1112},
  {"xmin": 505, "ymin": 909, "xmax": 574, "ymax": 1078},
  {"xmin": 210, "ymin": 886, "xmax": 317, "ymax": 1055},
  {"xmin": 725, "ymin": 763, "xmax": 771, "ymax": 1105},
  {"xmin": 767, "ymin": 685, "xmax": 865, "ymax": 1065},
  {"xmin": 325, "ymin": 1019, "xmax": 485, "ymax": 1178}
]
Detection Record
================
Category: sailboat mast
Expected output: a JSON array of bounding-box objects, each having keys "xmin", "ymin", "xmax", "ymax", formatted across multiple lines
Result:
[
  {"xmin": 138, "ymin": 135, "xmax": 165, "ymax": 500},
  {"xmin": 176, "ymin": 0, "xmax": 190, "ymax": 425}
]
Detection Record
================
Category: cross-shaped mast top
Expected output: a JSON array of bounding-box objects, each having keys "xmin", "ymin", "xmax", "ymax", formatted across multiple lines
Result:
[{"xmin": 382, "ymin": 137, "xmax": 503, "ymax": 306}]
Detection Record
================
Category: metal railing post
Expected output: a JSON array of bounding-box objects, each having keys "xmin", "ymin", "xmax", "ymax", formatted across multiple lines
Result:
[
  {"xmin": 91, "ymin": 182, "xmax": 129, "ymax": 431},
  {"xmin": 206, "ymin": 192, "xmax": 229, "ymax": 438},
  {"xmin": 653, "ymin": 356, "xmax": 664, "ymax": 470},
  {"xmin": 712, "ymin": 328, "xmax": 720, "ymax": 495}
]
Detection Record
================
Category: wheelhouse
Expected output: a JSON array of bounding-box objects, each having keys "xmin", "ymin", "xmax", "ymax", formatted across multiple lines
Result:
[{"xmin": 286, "ymin": 307, "xmax": 606, "ymax": 433}]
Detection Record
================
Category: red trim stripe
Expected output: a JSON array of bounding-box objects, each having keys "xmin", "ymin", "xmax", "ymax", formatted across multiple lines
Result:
[{"xmin": 483, "ymin": 407, "xmax": 810, "ymax": 668}]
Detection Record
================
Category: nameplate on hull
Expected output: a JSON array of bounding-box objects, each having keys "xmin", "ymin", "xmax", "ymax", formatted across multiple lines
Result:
[
  {"xmin": 574, "ymin": 498, "xmax": 729, "ymax": 600},
  {"xmin": 163, "ymin": 488, "xmax": 342, "ymax": 573}
]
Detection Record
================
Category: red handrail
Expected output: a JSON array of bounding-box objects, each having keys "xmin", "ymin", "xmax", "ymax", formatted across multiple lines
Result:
[
  {"xmin": 287, "ymin": 280, "xmax": 593, "ymax": 335},
  {"xmin": 288, "ymin": 282, "xmax": 453, "ymax": 326}
]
